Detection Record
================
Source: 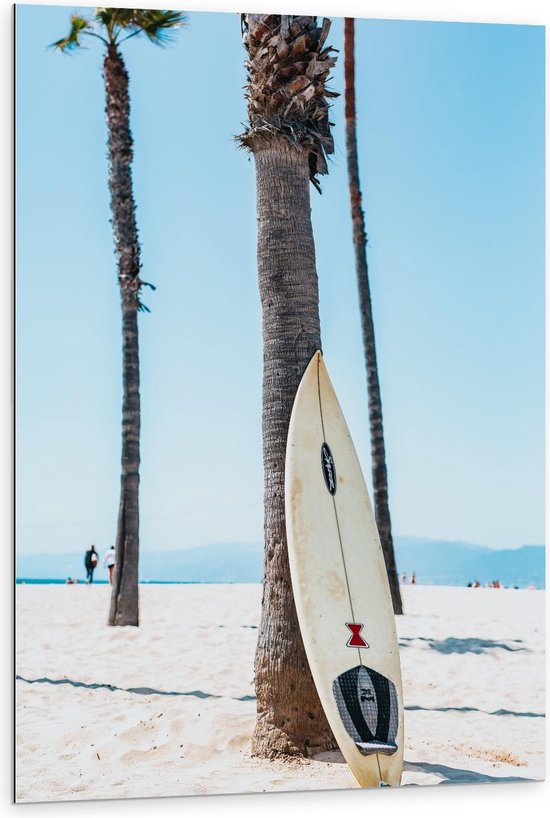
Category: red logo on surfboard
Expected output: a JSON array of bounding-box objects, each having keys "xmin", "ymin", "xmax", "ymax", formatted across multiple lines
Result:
[{"xmin": 346, "ymin": 622, "xmax": 369, "ymax": 648}]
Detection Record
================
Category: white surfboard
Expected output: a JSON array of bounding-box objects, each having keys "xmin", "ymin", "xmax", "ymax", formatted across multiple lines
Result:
[{"xmin": 285, "ymin": 351, "xmax": 404, "ymax": 787}]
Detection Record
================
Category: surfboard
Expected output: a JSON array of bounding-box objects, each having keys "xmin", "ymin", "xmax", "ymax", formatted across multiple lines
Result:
[{"xmin": 285, "ymin": 350, "xmax": 404, "ymax": 787}]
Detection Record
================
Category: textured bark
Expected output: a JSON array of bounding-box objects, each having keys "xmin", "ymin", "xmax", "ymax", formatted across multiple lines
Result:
[
  {"xmin": 251, "ymin": 139, "xmax": 335, "ymax": 758},
  {"xmin": 239, "ymin": 14, "xmax": 338, "ymax": 191},
  {"xmin": 344, "ymin": 19, "xmax": 402, "ymax": 615},
  {"xmin": 239, "ymin": 13, "xmax": 338, "ymax": 757},
  {"xmin": 104, "ymin": 44, "xmax": 141, "ymax": 627}
]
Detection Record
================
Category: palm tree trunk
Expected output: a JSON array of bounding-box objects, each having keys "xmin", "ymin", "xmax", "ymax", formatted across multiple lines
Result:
[
  {"xmin": 344, "ymin": 18, "xmax": 402, "ymax": 615},
  {"xmin": 251, "ymin": 139, "xmax": 335, "ymax": 757},
  {"xmin": 104, "ymin": 43, "xmax": 141, "ymax": 627}
]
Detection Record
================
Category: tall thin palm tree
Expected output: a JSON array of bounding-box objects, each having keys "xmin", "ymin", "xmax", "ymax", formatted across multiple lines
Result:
[
  {"xmin": 52, "ymin": 8, "xmax": 185, "ymax": 626},
  {"xmin": 344, "ymin": 18, "xmax": 402, "ymax": 614},
  {"xmin": 238, "ymin": 14, "xmax": 338, "ymax": 758}
]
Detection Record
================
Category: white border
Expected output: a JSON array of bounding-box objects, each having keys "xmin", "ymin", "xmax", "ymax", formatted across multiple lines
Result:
[{"xmin": 4, "ymin": 1, "xmax": 548, "ymax": 815}]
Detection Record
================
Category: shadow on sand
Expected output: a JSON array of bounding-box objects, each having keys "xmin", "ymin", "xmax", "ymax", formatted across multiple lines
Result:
[
  {"xmin": 15, "ymin": 674, "xmax": 255, "ymax": 702},
  {"xmin": 403, "ymin": 760, "xmax": 536, "ymax": 785},
  {"xmin": 404, "ymin": 704, "xmax": 544, "ymax": 718},
  {"xmin": 399, "ymin": 637, "xmax": 528, "ymax": 654},
  {"xmin": 312, "ymin": 755, "xmax": 538, "ymax": 785}
]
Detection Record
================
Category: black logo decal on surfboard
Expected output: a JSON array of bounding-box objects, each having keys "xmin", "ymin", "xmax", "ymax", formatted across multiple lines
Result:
[
  {"xmin": 333, "ymin": 665, "xmax": 399, "ymax": 757},
  {"xmin": 321, "ymin": 443, "xmax": 337, "ymax": 495}
]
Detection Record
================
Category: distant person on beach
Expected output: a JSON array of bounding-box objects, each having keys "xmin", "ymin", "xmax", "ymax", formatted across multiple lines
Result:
[
  {"xmin": 103, "ymin": 545, "xmax": 116, "ymax": 585},
  {"xmin": 411, "ymin": 573, "xmax": 416, "ymax": 585},
  {"xmin": 401, "ymin": 574, "xmax": 407, "ymax": 584},
  {"xmin": 84, "ymin": 545, "xmax": 99, "ymax": 584},
  {"xmin": 473, "ymin": 580, "xmax": 480, "ymax": 588}
]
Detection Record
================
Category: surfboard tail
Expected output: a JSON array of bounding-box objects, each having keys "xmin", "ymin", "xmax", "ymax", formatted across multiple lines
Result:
[{"xmin": 332, "ymin": 665, "xmax": 399, "ymax": 757}]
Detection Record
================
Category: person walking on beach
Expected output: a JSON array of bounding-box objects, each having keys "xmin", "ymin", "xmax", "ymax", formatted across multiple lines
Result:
[
  {"xmin": 84, "ymin": 545, "xmax": 99, "ymax": 584},
  {"xmin": 104, "ymin": 545, "xmax": 116, "ymax": 585}
]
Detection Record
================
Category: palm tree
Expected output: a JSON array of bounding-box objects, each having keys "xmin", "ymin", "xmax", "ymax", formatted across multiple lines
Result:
[
  {"xmin": 344, "ymin": 18, "xmax": 402, "ymax": 615},
  {"xmin": 52, "ymin": 9, "xmax": 185, "ymax": 626},
  {"xmin": 238, "ymin": 14, "xmax": 338, "ymax": 758}
]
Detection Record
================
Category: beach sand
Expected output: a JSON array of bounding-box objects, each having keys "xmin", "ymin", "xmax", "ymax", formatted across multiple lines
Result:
[{"xmin": 15, "ymin": 584, "xmax": 545, "ymax": 803}]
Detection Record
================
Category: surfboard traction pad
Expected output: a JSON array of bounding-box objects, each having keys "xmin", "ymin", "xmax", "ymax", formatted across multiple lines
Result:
[{"xmin": 332, "ymin": 665, "xmax": 399, "ymax": 756}]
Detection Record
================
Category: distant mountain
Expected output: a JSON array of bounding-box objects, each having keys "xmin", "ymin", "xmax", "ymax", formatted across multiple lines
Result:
[
  {"xmin": 393, "ymin": 537, "xmax": 544, "ymax": 588},
  {"xmin": 16, "ymin": 543, "xmax": 264, "ymax": 584},
  {"xmin": 139, "ymin": 543, "xmax": 263, "ymax": 583},
  {"xmin": 16, "ymin": 538, "xmax": 545, "ymax": 588},
  {"xmin": 396, "ymin": 536, "xmax": 489, "ymax": 552}
]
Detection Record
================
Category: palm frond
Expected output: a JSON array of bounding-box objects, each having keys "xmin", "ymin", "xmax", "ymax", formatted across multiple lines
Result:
[
  {"xmin": 95, "ymin": 8, "xmax": 185, "ymax": 46},
  {"xmin": 135, "ymin": 10, "xmax": 186, "ymax": 45},
  {"xmin": 50, "ymin": 15, "xmax": 92, "ymax": 52},
  {"xmin": 94, "ymin": 7, "xmax": 117, "ymax": 27},
  {"xmin": 95, "ymin": 8, "xmax": 136, "ymax": 42}
]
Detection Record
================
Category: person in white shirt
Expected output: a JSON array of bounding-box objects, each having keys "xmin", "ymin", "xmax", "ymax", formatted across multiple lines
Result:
[{"xmin": 104, "ymin": 546, "xmax": 116, "ymax": 585}]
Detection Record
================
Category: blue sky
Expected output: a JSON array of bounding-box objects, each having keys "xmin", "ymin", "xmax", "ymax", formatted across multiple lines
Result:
[{"xmin": 15, "ymin": 5, "xmax": 544, "ymax": 555}]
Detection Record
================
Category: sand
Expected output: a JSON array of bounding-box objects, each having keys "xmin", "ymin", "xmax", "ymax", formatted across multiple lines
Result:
[{"xmin": 15, "ymin": 584, "xmax": 545, "ymax": 803}]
